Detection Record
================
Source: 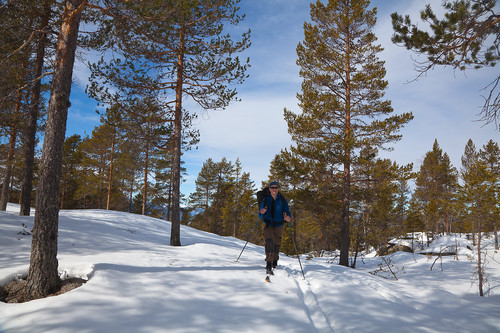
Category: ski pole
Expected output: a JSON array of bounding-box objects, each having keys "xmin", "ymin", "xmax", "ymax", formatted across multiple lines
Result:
[
  {"xmin": 287, "ymin": 220, "xmax": 306, "ymax": 280},
  {"xmin": 235, "ymin": 240, "xmax": 248, "ymax": 262},
  {"xmin": 235, "ymin": 218, "xmax": 262, "ymax": 262}
]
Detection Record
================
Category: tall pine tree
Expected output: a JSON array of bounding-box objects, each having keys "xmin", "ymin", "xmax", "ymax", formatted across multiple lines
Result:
[
  {"xmin": 25, "ymin": 0, "xmax": 85, "ymax": 301},
  {"xmin": 479, "ymin": 139, "xmax": 500, "ymax": 249},
  {"xmin": 87, "ymin": 0, "xmax": 250, "ymax": 246},
  {"xmin": 284, "ymin": 0, "xmax": 413, "ymax": 266},
  {"xmin": 412, "ymin": 139, "xmax": 458, "ymax": 241},
  {"xmin": 459, "ymin": 139, "xmax": 496, "ymax": 296}
]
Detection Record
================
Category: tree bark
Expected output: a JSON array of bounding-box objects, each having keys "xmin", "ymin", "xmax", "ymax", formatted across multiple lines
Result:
[
  {"xmin": 25, "ymin": 0, "xmax": 85, "ymax": 301},
  {"xmin": 494, "ymin": 224, "xmax": 499, "ymax": 251},
  {"xmin": 339, "ymin": 161, "xmax": 351, "ymax": 266},
  {"xmin": 0, "ymin": 85, "xmax": 22, "ymax": 211},
  {"xmin": 339, "ymin": 26, "xmax": 352, "ymax": 267},
  {"xmin": 106, "ymin": 133, "xmax": 115, "ymax": 210},
  {"xmin": 0, "ymin": 125, "xmax": 17, "ymax": 210},
  {"xmin": 477, "ymin": 227, "xmax": 484, "ymax": 296},
  {"xmin": 20, "ymin": 1, "xmax": 51, "ymax": 216},
  {"xmin": 142, "ymin": 124, "xmax": 149, "ymax": 215},
  {"xmin": 170, "ymin": 27, "xmax": 185, "ymax": 246}
]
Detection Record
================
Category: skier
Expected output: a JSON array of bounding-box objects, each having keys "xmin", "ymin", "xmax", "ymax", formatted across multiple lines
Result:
[{"xmin": 259, "ymin": 181, "xmax": 291, "ymax": 275}]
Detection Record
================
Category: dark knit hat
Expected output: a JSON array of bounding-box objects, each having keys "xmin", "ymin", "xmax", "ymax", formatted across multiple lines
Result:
[{"xmin": 269, "ymin": 181, "xmax": 279, "ymax": 188}]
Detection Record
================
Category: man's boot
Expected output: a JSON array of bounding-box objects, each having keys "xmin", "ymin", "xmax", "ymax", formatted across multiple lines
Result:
[{"xmin": 266, "ymin": 261, "xmax": 273, "ymax": 275}]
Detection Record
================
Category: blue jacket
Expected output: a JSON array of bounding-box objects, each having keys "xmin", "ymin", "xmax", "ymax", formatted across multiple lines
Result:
[{"xmin": 259, "ymin": 192, "xmax": 291, "ymax": 226}]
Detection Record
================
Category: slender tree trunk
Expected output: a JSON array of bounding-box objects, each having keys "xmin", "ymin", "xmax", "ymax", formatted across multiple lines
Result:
[
  {"xmin": 0, "ymin": 120, "xmax": 18, "ymax": 210},
  {"xmin": 170, "ymin": 27, "xmax": 185, "ymax": 246},
  {"xmin": 106, "ymin": 134, "xmax": 115, "ymax": 210},
  {"xmin": 98, "ymin": 163, "xmax": 103, "ymax": 209},
  {"xmin": 142, "ymin": 131, "xmax": 149, "ymax": 215},
  {"xmin": 477, "ymin": 229, "xmax": 484, "ymax": 296},
  {"xmin": 494, "ymin": 224, "xmax": 499, "ymax": 251},
  {"xmin": 60, "ymin": 188, "xmax": 65, "ymax": 209},
  {"xmin": 339, "ymin": 161, "xmax": 351, "ymax": 266},
  {"xmin": 167, "ymin": 173, "xmax": 172, "ymax": 221},
  {"xmin": 25, "ymin": 0, "xmax": 85, "ymax": 301},
  {"xmin": 129, "ymin": 176, "xmax": 134, "ymax": 213},
  {"xmin": 339, "ymin": 27, "xmax": 352, "ymax": 267},
  {"xmin": 0, "ymin": 72, "xmax": 24, "ymax": 210},
  {"xmin": 20, "ymin": 1, "xmax": 51, "ymax": 216},
  {"xmin": 233, "ymin": 210, "xmax": 237, "ymax": 237},
  {"xmin": 1, "ymin": 48, "xmax": 28, "ymax": 211},
  {"xmin": 476, "ymin": 217, "xmax": 484, "ymax": 297}
]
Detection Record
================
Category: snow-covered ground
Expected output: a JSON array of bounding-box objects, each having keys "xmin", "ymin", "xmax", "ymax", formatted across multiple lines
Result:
[{"xmin": 1, "ymin": 203, "xmax": 499, "ymax": 332}]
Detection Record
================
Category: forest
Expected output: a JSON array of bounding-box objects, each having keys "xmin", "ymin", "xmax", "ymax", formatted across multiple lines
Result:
[{"xmin": 0, "ymin": 0, "xmax": 499, "ymax": 301}]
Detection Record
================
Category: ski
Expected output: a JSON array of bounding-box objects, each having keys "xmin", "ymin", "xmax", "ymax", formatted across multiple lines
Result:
[{"xmin": 265, "ymin": 275, "xmax": 271, "ymax": 283}]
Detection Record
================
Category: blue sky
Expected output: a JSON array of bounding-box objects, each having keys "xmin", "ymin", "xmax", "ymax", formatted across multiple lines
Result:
[{"xmin": 66, "ymin": 0, "xmax": 499, "ymax": 197}]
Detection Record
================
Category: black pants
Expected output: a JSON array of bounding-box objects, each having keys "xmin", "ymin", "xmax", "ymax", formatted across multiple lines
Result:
[{"xmin": 263, "ymin": 224, "xmax": 285, "ymax": 262}]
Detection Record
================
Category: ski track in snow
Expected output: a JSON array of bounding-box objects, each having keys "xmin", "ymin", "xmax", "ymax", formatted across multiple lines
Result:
[{"xmin": 283, "ymin": 265, "xmax": 336, "ymax": 332}]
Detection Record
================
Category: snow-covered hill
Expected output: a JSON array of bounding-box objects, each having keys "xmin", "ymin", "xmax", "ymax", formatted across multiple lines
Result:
[{"xmin": 1, "ymin": 203, "xmax": 499, "ymax": 332}]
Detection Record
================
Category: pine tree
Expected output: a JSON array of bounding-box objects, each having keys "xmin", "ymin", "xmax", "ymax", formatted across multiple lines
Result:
[
  {"xmin": 405, "ymin": 200, "xmax": 425, "ymax": 250},
  {"xmin": 118, "ymin": 136, "xmax": 144, "ymax": 213},
  {"xmin": 25, "ymin": 0, "xmax": 85, "ymax": 301},
  {"xmin": 0, "ymin": 95, "xmax": 22, "ymax": 211},
  {"xmin": 0, "ymin": 17, "xmax": 32, "ymax": 211},
  {"xmin": 86, "ymin": 0, "xmax": 250, "ymax": 246},
  {"xmin": 60, "ymin": 134, "xmax": 83, "ymax": 209},
  {"xmin": 190, "ymin": 158, "xmax": 219, "ymax": 212},
  {"xmin": 459, "ymin": 139, "xmax": 496, "ymax": 296},
  {"xmin": 78, "ymin": 124, "xmax": 119, "ymax": 209},
  {"xmin": 209, "ymin": 158, "xmax": 234, "ymax": 235},
  {"xmin": 351, "ymin": 147, "xmax": 411, "ymax": 258},
  {"xmin": 222, "ymin": 159, "xmax": 256, "ymax": 238},
  {"xmin": 131, "ymin": 97, "xmax": 171, "ymax": 215},
  {"xmin": 189, "ymin": 157, "xmax": 257, "ymax": 238},
  {"xmin": 284, "ymin": 0, "xmax": 413, "ymax": 266},
  {"xmin": 150, "ymin": 149, "xmax": 175, "ymax": 220},
  {"xmin": 0, "ymin": 0, "xmax": 55, "ymax": 215},
  {"xmin": 19, "ymin": 0, "xmax": 54, "ymax": 216},
  {"xmin": 462, "ymin": 139, "xmax": 478, "ymax": 172},
  {"xmin": 394, "ymin": 163, "xmax": 415, "ymax": 230},
  {"xmin": 412, "ymin": 139, "xmax": 458, "ymax": 242},
  {"xmin": 478, "ymin": 139, "xmax": 500, "ymax": 249}
]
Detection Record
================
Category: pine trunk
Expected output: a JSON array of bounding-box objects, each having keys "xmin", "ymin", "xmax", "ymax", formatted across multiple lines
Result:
[
  {"xmin": 339, "ymin": 24, "xmax": 352, "ymax": 267},
  {"xmin": 0, "ymin": 121, "xmax": 18, "ymax": 211},
  {"xmin": 167, "ymin": 175, "xmax": 173, "ymax": 221},
  {"xmin": 25, "ymin": 0, "xmax": 84, "ymax": 301},
  {"xmin": 477, "ymin": 229, "xmax": 484, "ymax": 296},
  {"xmin": 129, "ymin": 177, "xmax": 134, "ymax": 213},
  {"xmin": 494, "ymin": 225, "xmax": 499, "ymax": 251},
  {"xmin": 339, "ymin": 162, "xmax": 351, "ymax": 266},
  {"xmin": 170, "ymin": 28, "xmax": 185, "ymax": 247},
  {"xmin": 142, "ymin": 120, "xmax": 150, "ymax": 215},
  {"xmin": 106, "ymin": 135, "xmax": 115, "ymax": 210},
  {"xmin": 19, "ymin": 1, "xmax": 51, "ymax": 216}
]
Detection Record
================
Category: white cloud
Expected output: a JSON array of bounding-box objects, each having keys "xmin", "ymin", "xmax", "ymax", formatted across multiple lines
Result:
[{"xmin": 182, "ymin": 90, "xmax": 298, "ymax": 193}]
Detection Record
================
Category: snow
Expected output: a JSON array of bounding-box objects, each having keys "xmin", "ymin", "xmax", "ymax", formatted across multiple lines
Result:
[{"xmin": 1, "ymin": 203, "xmax": 499, "ymax": 333}]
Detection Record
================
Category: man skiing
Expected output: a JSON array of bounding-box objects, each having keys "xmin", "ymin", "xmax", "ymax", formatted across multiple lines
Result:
[{"xmin": 259, "ymin": 181, "xmax": 291, "ymax": 275}]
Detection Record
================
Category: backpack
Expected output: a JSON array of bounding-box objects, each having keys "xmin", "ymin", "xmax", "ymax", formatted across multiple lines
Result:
[
  {"xmin": 256, "ymin": 187, "xmax": 271, "ymax": 209},
  {"xmin": 256, "ymin": 187, "xmax": 286, "ymax": 210}
]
